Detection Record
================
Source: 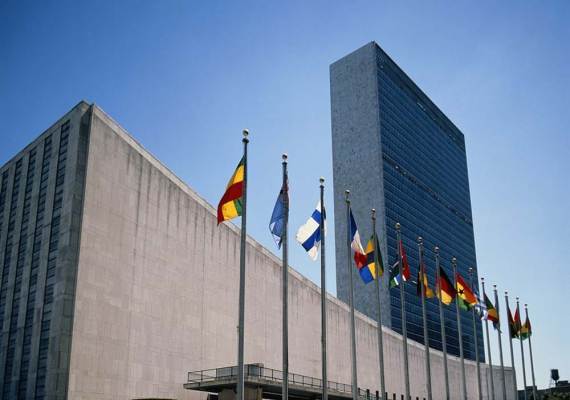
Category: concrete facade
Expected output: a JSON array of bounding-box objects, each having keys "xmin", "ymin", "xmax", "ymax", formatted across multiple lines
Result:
[
  {"xmin": 0, "ymin": 103, "xmax": 90, "ymax": 399},
  {"xmin": 0, "ymin": 102, "xmax": 514, "ymax": 400}
]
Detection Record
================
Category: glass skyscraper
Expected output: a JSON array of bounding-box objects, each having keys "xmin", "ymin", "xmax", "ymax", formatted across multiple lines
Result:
[{"xmin": 331, "ymin": 42, "xmax": 484, "ymax": 361}]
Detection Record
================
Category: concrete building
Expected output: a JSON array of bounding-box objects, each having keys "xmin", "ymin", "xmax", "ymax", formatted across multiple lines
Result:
[
  {"xmin": 0, "ymin": 102, "xmax": 513, "ymax": 400},
  {"xmin": 331, "ymin": 42, "xmax": 483, "ymax": 361}
]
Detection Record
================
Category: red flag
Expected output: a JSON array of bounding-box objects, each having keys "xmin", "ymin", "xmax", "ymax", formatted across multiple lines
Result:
[{"xmin": 399, "ymin": 240, "xmax": 411, "ymax": 281}]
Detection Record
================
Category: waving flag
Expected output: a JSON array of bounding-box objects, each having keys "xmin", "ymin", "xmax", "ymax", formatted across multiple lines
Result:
[
  {"xmin": 348, "ymin": 209, "xmax": 367, "ymax": 268},
  {"xmin": 296, "ymin": 202, "xmax": 325, "ymax": 260},
  {"xmin": 520, "ymin": 316, "xmax": 531, "ymax": 340},
  {"xmin": 416, "ymin": 262, "xmax": 435, "ymax": 298},
  {"xmin": 217, "ymin": 157, "xmax": 245, "ymax": 224},
  {"xmin": 484, "ymin": 294, "xmax": 500, "ymax": 329},
  {"xmin": 436, "ymin": 266, "xmax": 456, "ymax": 305},
  {"xmin": 269, "ymin": 181, "xmax": 288, "ymax": 248},
  {"xmin": 508, "ymin": 305, "xmax": 519, "ymax": 338},
  {"xmin": 398, "ymin": 240, "xmax": 411, "ymax": 282},
  {"xmin": 456, "ymin": 272, "xmax": 477, "ymax": 310},
  {"xmin": 389, "ymin": 260, "xmax": 399, "ymax": 288},
  {"xmin": 358, "ymin": 236, "xmax": 382, "ymax": 284}
]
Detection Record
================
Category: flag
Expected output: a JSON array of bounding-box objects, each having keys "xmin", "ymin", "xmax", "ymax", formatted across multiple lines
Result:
[
  {"xmin": 358, "ymin": 236, "xmax": 383, "ymax": 284},
  {"xmin": 473, "ymin": 286, "xmax": 488, "ymax": 320},
  {"xmin": 456, "ymin": 273, "xmax": 477, "ymax": 310},
  {"xmin": 514, "ymin": 305, "xmax": 521, "ymax": 336},
  {"xmin": 398, "ymin": 240, "xmax": 411, "ymax": 282},
  {"xmin": 437, "ymin": 266, "xmax": 455, "ymax": 305},
  {"xmin": 269, "ymin": 180, "xmax": 288, "ymax": 248},
  {"xmin": 485, "ymin": 294, "xmax": 500, "ymax": 329},
  {"xmin": 389, "ymin": 260, "xmax": 400, "ymax": 288},
  {"xmin": 475, "ymin": 294, "xmax": 488, "ymax": 320},
  {"xmin": 520, "ymin": 316, "xmax": 531, "ymax": 340},
  {"xmin": 296, "ymin": 202, "xmax": 325, "ymax": 260},
  {"xmin": 416, "ymin": 263, "xmax": 434, "ymax": 298},
  {"xmin": 349, "ymin": 209, "xmax": 367, "ymax": 268},
  {"xmin": 217, "ymin": 157, "xmax": 245, "ymax": 224},
  {"xmin": 508, "ymin": 305, "xmax": 520, "ymax": 338}
]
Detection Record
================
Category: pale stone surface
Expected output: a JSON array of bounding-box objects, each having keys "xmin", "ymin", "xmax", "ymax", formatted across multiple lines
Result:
[{"xmin": 67, "ymin": 105, "xmax": 515, "ymax": 400}]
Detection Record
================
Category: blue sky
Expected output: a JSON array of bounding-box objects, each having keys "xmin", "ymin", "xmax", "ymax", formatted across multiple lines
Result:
[{"xmin": 1, "ymin": 0, "xmax": 568, "ymax": 389}]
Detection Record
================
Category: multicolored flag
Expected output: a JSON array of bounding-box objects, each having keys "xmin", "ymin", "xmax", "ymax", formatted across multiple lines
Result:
[
  {"xmin": 520, "ymin": 316, "xmax": 532, "ymax": 340},
  {"xmin": 485, "ymin": 294, "xmax": 500, "ymax": 329},
  {"xmin": 358, "ymin": 236, "xmax": 383, "ymax": 284},
  {"xmin": 389, "ymin": 260, "xmax": 401, "ymax": 288},
  {"xmin": 269, "ymin": 180, "xmax": 288, "ymax": 248},
  {"xmin": 508, "ymin": 305, "xmax": 520, "ymax": 338},
  {"xmin": 349, "ymin": 209, "xmax": 367, "ymax": 268},
  {"xmin": 507, "ymin": 304, "xmax": 518, "ymax": 338},
  {"xmin": 217, "ymin": 157, "xmax": 245, "ymax": 224},
  {"xmin": 296, "ymin": 202, "xmax": 325, "ymax": 260},
  {"xmin": 456, "ymin": 273, "xmax": 477, "ymax": 310},
  {"xmin": 436, "ymin": 266, "xmax": 456, "ymax": 305},
  {"xmin": 398, "ymin": 240, "xmax": 411, "ymax": 282},
  {"xmin": 416, "ymin": 262, "xmax": 434, "ymax": 298}
]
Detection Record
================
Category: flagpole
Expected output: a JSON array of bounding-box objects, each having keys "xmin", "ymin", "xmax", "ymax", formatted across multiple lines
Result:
[
  {"xmin": 452, "ymin": 257, "xmax": 468, "ymax": 400},
  {"xmin": 505, "ymin": 292, "xmax": 518, "ymax": 400},
  {"xmin": 524, "ymin": 304, "xmax": 537, "ymax": 400},
  {"xmin": 481, "ymin": 277, "xmax": 495, "ymax": 400},
  {"xmin": 320, "ymin": 178, "xmax": 328, "ymax": 400},
  {"xmin": 281, "ymin": 154, "xmax": 289, "ymax": 400},
  {"xmin": 237, "ymin": 129, "xmax": 249, "ymax": 400},
  {"xmin": 395, "ymin": 223, "xmax": 410, "ymax": 400},
  {"xmin": 372, "ymin": 209, "xmax": 386, "ymax": 400},
  {"xmin": 435, "ymin": 247, "xmax": 450, "ymax": 400},
  {"xmin": 470, "ymin": 269, "xmax": 483, "ymax": 400},
  {"xmin": 418, "ymin": 237, "xmax": 432, "ymax": 400},
  {"xmin": 517, "ymin": 298, "xmax": 528, "ymax": 400},
  {"xmin": 494, "ymin": 285, "xmax": 507, "ymax": 400},
  {"xmin": 346, "ymin": 190, "xmax": 358, "ymax": 400}
]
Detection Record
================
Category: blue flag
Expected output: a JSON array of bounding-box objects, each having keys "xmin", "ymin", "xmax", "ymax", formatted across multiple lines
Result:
[{"xmin": 269, "ymin": 181, "xmax": 288, "ymax": 248}]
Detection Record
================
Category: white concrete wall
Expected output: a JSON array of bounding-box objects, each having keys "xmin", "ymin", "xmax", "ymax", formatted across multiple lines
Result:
[{"xmin": 67, "ymin": 106, "xmax": 514, "ymax": 400}]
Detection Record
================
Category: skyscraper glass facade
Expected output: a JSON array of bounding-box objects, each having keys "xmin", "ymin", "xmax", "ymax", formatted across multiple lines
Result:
[{"xmin": 331, "ymin": 42, "xmax": 484, "ymax": 362}]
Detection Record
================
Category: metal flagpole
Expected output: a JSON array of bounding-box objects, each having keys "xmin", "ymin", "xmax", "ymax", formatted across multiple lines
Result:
[
  {"xmin": 505, "ymin": 292, "xmax": 518, "ymax": 400},
  {"xmin": 494, "ymin": 285, "xmax": 507, "ymax": 400},
  {"xmin": 517, "ymin": 298, "xmax": 528, "ymax": 400},
  {"xmin": 281, "ymin": 154, "xmax": 289, "ymax": 400},
  {"xmin": 372, "ymin": 210, "xmax": 386, "ymax": 400},
  {"xmin": 435, "ymin": 247, "xmax": 450, "ymax": 400},
  {"xmin": 395, "ymin": 223, "xmax": 410, "ymax": 400},
  {"xmin": 345, "ymin": 191, "xmax": 358, "ymax": 400},
  {"xmin": 481, "ymin": 277, "xmax": 495, "ymax": 400},
  {"xmin": 524, "ymin": 304, "xmax": 537, "ymax": 400},
  {"xmin": 237, "ymin": 129, "xmax": 249, "ymax": 400},
  {"xmin": 320, "ymin": 178, "xmax": 328, "ymax": 400},
  {"xmin": 418, "ymin": 237, "xmax": 432, "ymax": 400},
  {"xmin": 452, "ymin": 257, "xmax": 468, "ymax": 400},
  {"xmin": 470, "ymin": 269, "xmax": 483, "ymax": 400}
]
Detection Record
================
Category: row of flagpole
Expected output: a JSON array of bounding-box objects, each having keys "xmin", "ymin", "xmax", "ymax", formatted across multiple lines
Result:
[{"xmin": 217, "ymin": 133, "xmax": 538, "ymax": 400}]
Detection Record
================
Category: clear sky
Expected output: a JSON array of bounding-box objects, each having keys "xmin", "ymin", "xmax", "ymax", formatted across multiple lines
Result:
[{"xmin": 1, "ymin": 0, "xmax": 568, "ymax": 390}]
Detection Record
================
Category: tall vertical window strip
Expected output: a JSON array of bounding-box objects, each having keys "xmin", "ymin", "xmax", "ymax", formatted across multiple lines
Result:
[
  {"xmin": 0, "ymin": 171, "xmax": 9, "ymax": 238},
  {"xmin": 35, "ymin": 121, "xmax": 69, "ymax": 400},
  {"xmin": 18, "ymin": 136, "xmax": 53, "ymax": 398},
  {"xmin": 0, "ymin": 159, "xmax": 24, "ymax": 354},
  {"xmin": 2, "ymin": 148, "xmax": 37, "ymax": 397}
]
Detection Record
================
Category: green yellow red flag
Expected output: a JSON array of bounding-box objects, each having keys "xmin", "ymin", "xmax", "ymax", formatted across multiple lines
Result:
[
  {"xmin": 217, "ymin": 157, "xmax": 245, "ymax": 224},
  {"xmin": 484, "ymin": 293, "xmax": 500, "ymax": 329},
  {"xmin": 520, "ymin": 316, "xmax": 532, "ymax": 340},
  {"xmin": 456, "ymin": 272, "xmax": 477, "ymax": 310}
]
